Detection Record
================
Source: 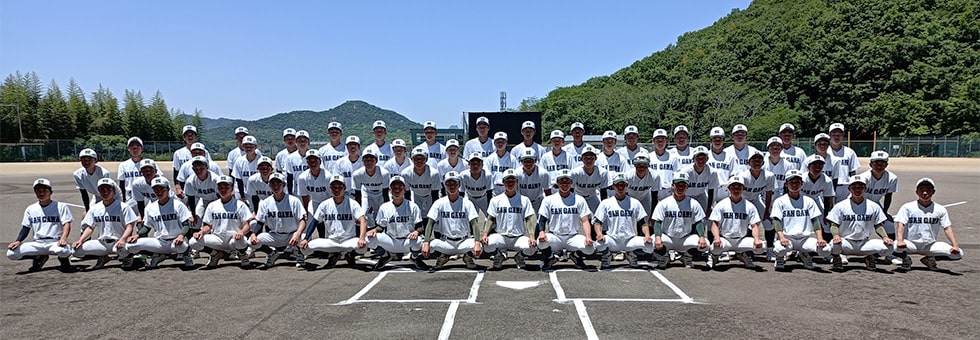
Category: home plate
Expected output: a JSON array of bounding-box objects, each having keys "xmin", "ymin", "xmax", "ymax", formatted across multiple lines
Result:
[{"xmin": 496, "ymin": 280, "xmax": 544, "ymax": 290}]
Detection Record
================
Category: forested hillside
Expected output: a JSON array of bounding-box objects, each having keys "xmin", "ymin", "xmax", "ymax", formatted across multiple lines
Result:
[{"xmin": 530, "ymin": 0, "xmax": 979, "ymax": 140}]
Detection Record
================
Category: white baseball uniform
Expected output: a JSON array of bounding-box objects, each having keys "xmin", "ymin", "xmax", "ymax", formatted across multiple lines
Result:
[
  {"xmin": 318, "ymin": 144, "xmax": 347, "ymax": 163},
  {"xmin": 304, "ymin": 197, "xmax": 366, "ymax": 255},
  {"xmin": 6, "ymin": 201, "xmax": 74, "ymax": 260},
  {"xmin": 331, "ymin": 156, "xmax": 363, "ymax": 197},
  {"xmin": 594, "ymin": 196, "xmax": 651, "ymax": 253},
  {"xmin": 190, "ymin": 198, "xmax": 253, "ymax": 252},
  {"xmin": 367, "ymin": 199, "xmax": 424, "ymax": 254},
  {"xmin": 769, "ymin": 194, "xmax": 830, "ymax": 257},
  {"xmin": 75, "ymin": 199, "xmax": 138, "ymax": 257},
  {"xmin": 383, "ymin": 158, "xmax": 411, "ymax": 179},
  {"xmin": 708, "ymin": 198, "xmax": 762, "ymax": 255},
  {"xmin": 650, "ymin": 150, "xmax": 680, "ymax": 200},
  {"xmin": 801, "ymin": 172, "xmax": 836, "ymax": 232},
  {"xmin": 540, "ymin": 149, "xmax": 574, "ymax": 184},
  {"xmin": 436, "ymin": 158, "xmax": 467, "ymax": 180},
  {"xmin": 617, "ymin": 145, "xmax": 648, "ymax": 168},
  {"xmin": 117, "ymin": 158, "xmax": 142, "ymax": 205},
  {"xmin": 510, "ymin": 142, "xmax": 546, "ymax": 160},
  {"xmin": 537, "ymin": 193, "xmax": 594, "ymax": 254},
  {"xmin": 737, "ymin": 169, "xmax": 776, "ymax": 230},
  {"xmin": 297, "ymin": 168, "xmax": 332, "ymax": 214},
  {"xmin": 624, "ymin": 168, "xmax": 661, "ymax": 219},
  {"xmin": 427, "ymin": 196, "xmax": 479, "ymax": 255},
  {"xmin": 763, "ymin": 156, "xmax": 792, "ymax": 197},
  {"xmin": 464, "ymin": 137, "xmax": 494, "ymax": 159},
  {"xmin": 423, "ymin": 141, "xmax": 447, "ymax": 168},
  {"xmin": 516, "ymin": 165, "xmax": 551, "ymax": 211},
  {"xmin": 484, "ymin": 193, "xmax": 536, "ymax": 256},
  {"xmin": 830, "ymin": 145, "xmax": 861, "ymax": 202},
  {"xmin": 669, "ymin": 146, "xmax": 694, "ymax": 167},
  {"xmin": 859, "ymin": 169, "xmax": 899, "ymax": 233},
  {"xmin": 652, "ymin": 196, "xmax": 706, "ymax": 252},
  {"xmin": 780, "ymin": 145, "xmax": 807, "ymax": 171},
  {"xmin": 484, "ymin": 151, "xmax": 518, "ymax": 195},
  {"xmin": 678, "ymin": 164, "xmax": 719, "ymax": 212},
  {"xmin": 232, "ymin": 154, "xmax": 262, "ymax": 181},
  {"xmin": 724, "ymin": 144, "xmax": 760, "ymax": 175},
  {"xmin": 562, "ymin": 142, "xmax": 593, "ymax": 168},
  {"xmin": 826, "ymin": 199, "xmax": 889, "ymax": 257},
  {"xmin": 400, "ymin": 165, "xmax": 441, "ymax": 216},
  {"xmin": 125, "ymin": 199, "xmax": 192, "ymax": 255},
  {"xmin": 254, "ymin": 194, "xmax": 306, "ymax": 248},
  {"xmin": 570, "ymin": 166, "xmax": 609, "ymax": 213},
  {"xmin": 894, "ymin": 201, "xmax": 962, "ymax": 259},
  {"xmin": 364, "ymin": 142, "xmax": 394, "ymax": 163},
  {"xmin": 74, "ymin": 165, "xmax": 122, "ymax": 204},
  {"xmin": 461, "ymin": 169, "xmax": 493, "ymax": 215},
  {"xmin": 176, "ymin": 160, "xmax": 222, "ymax": 184},
  {"xmin": 352, "ymin": 167, "xmax": 389, "ymax": 227}
]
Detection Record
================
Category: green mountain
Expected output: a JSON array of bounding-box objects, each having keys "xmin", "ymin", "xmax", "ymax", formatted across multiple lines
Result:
[
  {"xmin": 531, "ymin": 0, "xmax": 979, "ymax": 140},
  {"xmin": 198, "ymin": 100, "xmax": 421, "ymax": 155}
]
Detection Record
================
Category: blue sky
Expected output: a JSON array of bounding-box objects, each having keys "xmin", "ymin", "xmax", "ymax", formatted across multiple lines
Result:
[{"xmin": 1, "ymin": 0, "xmax": 751, "ymax": 128}]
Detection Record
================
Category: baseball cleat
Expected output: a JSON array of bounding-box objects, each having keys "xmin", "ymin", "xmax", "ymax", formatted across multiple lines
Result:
[
  {"xmin": 263, "ymin": 250, "xmax": 279, "ymax": 268},
  {"xmin": 91, "ymin": 255, "xmax": 110, "ymax": 270},
  {"xmin": 540, "ymin": 255, "xmax": 559, "ymax": 271},
  {"xmin": 322, "ymin": 253, "xmax": 340, "ymax": 268},
  {"xmin": 600, "ymin": 252, "xmax": 612, "ymax": 270},
  {"xmin": 920, "ymin": 256, "xmax": 938, "ymax": 271},
  {"xmin": 514, "ymin": 252, "xmax": 526, "ymax": 269},
  {"xmin": 864, "ymin": 255, "xmax": 877, "ymax": 271},
  {"xmin": 491, "ymin": 252, "xmax": 504, "ymax": 270},
  {"xmin": 831, "ymin": 254, "xmax": 843, "ymax": 271},
  {"xmin": 889, "ymin": 255, "xmax": 904, "ymax": 266},
  {"xmin": 682, "ymin": 254, "xmax": 694, "ymax": 269},
  {"xmin": 434, "ymin": 254, "xmax": 450, "ymax": 270},
  {"xmin": 570, "ymin": 252, "xmax": 588, "ymax": 269},
  {"xmin": 719, "ymin": 252, "xmax": 731, "ymax": 262},
  {"xmin": 207, "ymin": 251, "xmax": 226, "ymax": 269},
  {"xmin": 463, "ymin": 253, "xmax": 477, "ymax": 270},
  {"xmin": 765, "ymin": 247, "xmax": 775, "ymax": 261},
  {"xmin": 739, "ymin": 252, "xmax": 757, "ymax": 268},
  {"xmin": 146, "ymin": 253, "xmax": 166, "ymax": 269},
  {"xmin": 774, "ymin": 258, "xmax": 786, "ymax": 271},
  {"xmin": 374, "ymin": 253, "xmax": 391, "ymax": 271},
  {"xmin": 840, "ymin": 254, "xmax": 849, "ymax": 265},
  {"xmin": 412, "ymin": 254, "xmax": 431, "ymax": 270},
  {"xmin": 706, "ymin": 254, "xmax": 718, "ymax": 269},
  {"xmin": 898, "ymin": 256, "xmax": 912, "ymax": 271},
  {"xmin": 345, "ymin": 252, "xmax": 357, "ymax": 266},
  {"xmin": 800, "ymin": 251, "xmax": 814, "ymax": 269},
  {"xmin": 29, "ymin": 256, "xmax": 49, "ymax": 272},
  {"xmin": 613, "ymin": 252, "xmax": 626, "ymax": 262},
  {"xmin": 183, "ymin": 252, "xmax": 196, "ymax": 267}
]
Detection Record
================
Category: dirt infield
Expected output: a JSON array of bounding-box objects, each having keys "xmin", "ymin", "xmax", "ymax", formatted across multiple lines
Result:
[{"xmin": 1, "ymin": 158, "xmax": 978, "ymax": 339}]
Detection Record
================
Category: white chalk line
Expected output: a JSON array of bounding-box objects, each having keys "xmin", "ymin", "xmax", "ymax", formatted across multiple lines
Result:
[
  {"xmin": 945, "ymin": 201, "xmax": 967, "ymax": 208},
  {"xmin": 437, "ymin": 301, "xmax": 460, "ymax": 340},
  {"xmin": 573, "ymin": 300, "xmax": 599, "ymax": 340},
  {"xmin": 650, "ymin": 270, "xmax": 695, "ymax": 303},
  {"xmin": 335, "ymin": 271, "xmax": 389, "ymax": 305}
]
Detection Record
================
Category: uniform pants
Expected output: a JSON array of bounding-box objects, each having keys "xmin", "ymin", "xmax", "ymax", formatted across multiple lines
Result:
[
  {"xmin": 257, "ymin": 232, "xmax": 295, "ymax": 249},
  {"xmin": 709, "ymin": 236, "xmax": 762, "ymax": 255},
  {"xmin": 831, "ymin": 238, "xmax": 890, "ymax": 257},
  {"xmin": 6, "ymin": 240, "xmax": 72, "ymax": 260},
  {"xmin": 429, "ymin": 238, "xmax": 475, "ymax": 256},
  {"xmin": 74, "ymin": 239, "xmax": 129, "ymax": 257},
  {"xmin": 773, "ymin": 235, "xmax": 832, "ymax": 257},
  {"xmin": 539, "ymin": 233, "xmax": 595, "ymax": 255},
  {"xmin": 899, "ymin": 241, "xmax": 963, "ymax": 260},
  {"xmin": 190, "ymin": 233, "xmax": 249, "ymax": 252},
  {"xmin": 125, "ymin": 237, "xmax": 189, "ymax": 255},
  {"xmin": 367, "ymin": 233, "xmax": 423, "ymax": 254},
  {"xmin": 658, "ymin": 234, "xmax": 704, "ymax": 253},
  {"xmin": 597, "ymin": 236, "xmax": 652, "ymax": 253},
  {"xmin": 302, "ymin": 237, "xmax": 366, "ymax": 255},
  {"xmin": 485, "ymin": 234, "xmax": 536, "ymax": 256}
]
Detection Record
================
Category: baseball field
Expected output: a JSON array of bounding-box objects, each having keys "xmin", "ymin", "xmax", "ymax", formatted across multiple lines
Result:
[{"xmin": 1, "ymin": 158, "xmax": 978, "ymax": 339}]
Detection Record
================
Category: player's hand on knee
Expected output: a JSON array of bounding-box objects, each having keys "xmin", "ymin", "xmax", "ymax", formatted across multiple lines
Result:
[
  {"xmin": 951, "ymin": 247, "xmax": 961, "ymax": 254},
  {"xmin": 250, "ymin": 235, "xmax": 259, "ymax": 245},
  {"xmin": 8, "ymin": 241, "xmax": 20, "ymax": 249},
  {"xmin": 365, "ymin": 230, "xmax": 376, "ymax": 238},
  {"xmin": 115, "ymin": 240, "xmax": 126, "ymax": 249},
  {"xmin": 72, "ymin": 240, "xmax": 83, "ymax": 249},
  {"xmin": 357, "ymin": 238, "xmax": 366, "ymax": 248},
  {"xmin": 712, "ymin": 239, "xmax": 722, "ymax": 248},
  {"xmin": 896, "ymin": 240, "xmax": 906, "ymax": 248},
  {"xmin": 299, "ymin": 240, "xmax": 309, "ymax": 249},
  {"xmin": 528, "ymin": 239, "xmax": 537, "ymax": 248},
  {"xmin": 473, "ymin": 243, "xmax": 482, "ymax": 257},
  {"xmin": 480, "ymin": 234, "xmax": 489, "ymax": 244},
  {"xmin": 127, "ymin": 235, "xmax": 139, "ymax": 243},
  {"xmin": 421, "ymin": 243, "xmax": 430, "ymax": 257},
  {"xmin": 779, "ymin": 239, "xmax": 790, "ymax": 247},
  {"xmin": 832, "ymin": 235, "xmax": 842, "ymax": 244},
  {"xmin": 654, "ymin": 239, "xmax": 663, "ymax": 250},
  {"xmin": 408, "ymin": 231, "xmax": 419, "ymax": 240},
  {"xmin": 174, "ymin": 235, "xmax": 185, "ymax": 246}
]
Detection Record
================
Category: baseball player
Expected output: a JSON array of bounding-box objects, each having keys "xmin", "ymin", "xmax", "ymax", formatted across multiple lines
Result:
[
  {"xmin": 597, "ymin": 130, "xmax": 629, "ymax": 176},
  {"xmin": 73, "ymin": 148, "xmax": 119, "ymax": 215},
  {"xmin": 383, "ymin": 139, "xmax": 411, "ymax": 178},
  {"xmin": 297, "ymin": 150, "xmax": 332, "ymax": 238},
  {"xmin": 401, "ymin": 146, "xmax": 441, "ymax": 218},
  {"xmin": 540, "ymin": 130, "xmax": 574, "ymax": 186},
  {"xmin": 251, "ymin": 173, "xmax": 308, "ymax": 269},
  {"xmin": 562, "ymin": 122, "xmax": 592, "ymax": 167},
  {"xmin": 332, "ymin": 135, "xmax": 364, "ymax": 198},
  {"xmin": 463, "ymin": 116, "xmax": 494, "ymax": 159},
  {"xmin": 481, "ymin": 169, "xmax": 537, "ymax": 270},
  {"xmin": 183, "ymin": 156, "xmax": 223, "ymax": 231},
  {"xmin": 422, "ymin": 171, "xmax": 481, "ymax": 270},
  {"xmin": 515, "ymin": 148, "xmax": 552, "ymax": 212},
  {"xmin": 231, "ymin": 135, "xmax": 261, "ymax": 200},
  {"xmin": 811, "ymin": 133, "xmax": 845, "ymax": 182},
  {"xmin": 175, "ymin": 143, "xmax": 221, "ymax": 198},
  {"xmin": 617, "ymin": 125, "xmax": 648, "ymax": 168},
  {"xmin": 706, "ymin": 127, "xmax": 738, "ymax": 203},
  {"xmin": 7, "ymin": 178, "xmax": 75, "ymax": 272},
  {"xmin": 365, "ymin": 120, "xmax": 394, "ymax": 163},
  {"xmin": 510, "ymin": 121, "xmax": 546, "ymax": 160},
  {"xmin": 770, "ymin": 169, "xmax": 831, "ymax": 271},
  {"xmin": 894, "ymin": 178, "xmax": 962, "ymax": 271},
  {"xmin": 124, "ymin": 177, "xmax": 194, "ymax": 269},
  {"xmin": 227, "ymin": 127, "xmax": 262, "ymax": 175},
  {"xmin": 594, "ymin": 173, "xmax": 653, "ymax": 269},
  {"xmin": 131, "ymin": 159, "xmax": 167, "ymax": 216},
  {"xmin": 763, "ymin": 136, "xmax": 791, "ymax": 198},
  {"xmin": 285, "ymin": 130, "xmax": 314, "ymax": 194},
  {"xmin": 117, "ymin": 136, "xmax": 147, "ymax": 207},
  {"xmin": 317, "ymin": 122, "xmax": 346, "ymax": 160},
  {"xmin": 352, "ymin": 148, "xmax": 390, "ymax": 228},
  {"xmin": 708, "ymin": 175, "xmax": 764, "ymax": 269},
  {"xmin": 570, "ymin": 145, "xmax": 610, "ymax": 214},
  {"xmin": 723, "ymin": 124, "xmax": 760, "ymax": 175},
  {"xmin": 421, "ymin": 121, "xmax": 447, "ymax": 167},
  {"xmin": 859, "ymin": 151, "xmax": 899, "ymax": 237},
  {"xmin": 649, "ymin": 129, "xmax": 679, "ymax": 201},
  {"xmin": 484, "ymin": 131, "xmax": 517, "ymax": 195},
  {"xmin": 72, "ymin": 178, "xmax": 138, "ymax": 270},
  {"xmin": 828, "ymin": 123, "xmax": 861, "ymax": 203},
  {"xmin": 366, "ymin": 176, "xmax": 428, "ymax": 270},
  {"xmin": 245, "ymin": 157, "xmax": 276, "ymax": 211},
  {"xmin": 275, "ymin": 128, "xmax": 298, "ymax": 174},
  {"xmin": 735, "ymin": 151, "xmax": 777, "ymax": 260},
  {"xmin": 826, "ymin": 175, "xmax": 892, "ymax": 271},
  {"xmin": 460, "ymin": 152, "xmax": 494, "ymax": 216},
  {"xmin": 436, "ymin": 139, "xmax": 467, "ymax": 182},
  {"xmin": 189, "ymin": 175, "xmax": 254, "ymax": 269},
  {"xmin": 651, "ymin": 172, "xmax": 708, "ymax": 269},
  {"xmin": 172, "ymin": 125, "xmax": 212, "ymax": 181},
  {"xmin": 777, "ymin": 123, "xmax": 807, "ymax": 171},
  {"xmin": 800, "ymin": 154, "xmax": 837, "ymax": 245},
  {"xmin": 678, "ymin": 146, "xmax": 719, "ymax": 215},
  {"xmin": 302, "ymin": 175, "xmax": 369, "ymax": 269},
  {"xmin": 623, "ymin": 153, "xmax": 661, "ymax": 221},
  {"xmin": 669, "ymin": 125, "xmax": 694, "ymax": 167},
  {"xmin": 536, "ymin": 169, "xmax": 596, "ymax": 270}
]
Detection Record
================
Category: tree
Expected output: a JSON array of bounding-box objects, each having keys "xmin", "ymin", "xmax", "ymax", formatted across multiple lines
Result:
[
  {"xmin": 0, "ymin": 72, "xmax": 27, "ymax": 142},
  {"xmin": 123, "ymin": 89, "xmax": 148, "ymax": 138},
  {"xmin": 38, "ymin": 79, "xmax": 74, "ymax": 139},
  {"xmin": 90, "ymin": 85, "xmax": 123, "ymax": 136},
  {"xmin": 146, "ymin": 90, "xmax": 175, "ymax": 141},
  {"xmin": 67, "ymin": 79, "xmax": 92, "ymax": 138}
]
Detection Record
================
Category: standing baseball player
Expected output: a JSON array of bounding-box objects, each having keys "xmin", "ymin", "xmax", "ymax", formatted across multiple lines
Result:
[
  {"xmin": 651, "ymin": 172, "xmax": 708, "ymax": 269},
  {"xmin": 706, "ymin": 127, "xmax": 738, "ymax": 203},
  {"xmin": 460, "ymin": 152, "xmax": 494, "ymax": 217},
  {"xmin": 297, "ymin": 150, "xmax": 332, "ymax": 238},
  {"xmin": 515, "ymin": 148, "xmax": 552, "ymax": 212},
  {"xmin": 736, "ymin": 151, "xmax": 777, "ymax": 260},
  {"xmin": 131, "ymin": 159, "xmax": 167, "ymax": 217},
  {"xmin": 172, "ymin": 125, "xmax": 212, "ymax": 181},
  {"xmin": 401, "ymin": 146, "xmax": 442, "ymax": 219},
  {"xmin": 352, "ymin": 148, "xmax": 390, "ymax": 229},
  {"xmin": 777, "ymin": 123, "xmax": 807, "ymax": 171},
  {"xmin": 800, "ymin": 154, "xmax": 837, "ymax": 250},
  {"xmin": 724, "ymin": 124, "xmax": 759, "ymax": 175},
  {"xmin": 333, "ymin": 135, "xmax": 364, "ymax": 198},
  {"xmin": 74, "ymin": 148, "xmax": 119, "ymax": 217},
  {"xmin": 317, "ymin": 122, "xmax": 346, "ymax": 160},
  {"xmin": 117, "ymin": 136, "xmax": 147, "ymax": 207},
  {"xmin": 231, "ymin": 135, "xmax": 261, "ymax": 200},
  {"xmin": 245, "ymin": 157, "xmax": 276, "ymax": 238},
  {"xmin": 858, "ymin": 151, "xmax": 899, "ymax": 238},
  {"xmin": 463, "ymin": 116, "xmax": 494, "ymax": 159},
  {"xmin": 7, "ymin": 178, "xmax": 75, "ymax": 272},
  {"xmin": 365, "ymin": 120, "xmax": 394, "ymax": 163},
  {"xmin": 510, "ymin": 121, "xmax": 546, "ymax": 160},
  {"xmin": 624, "ymin": 154, "xmax": 661, "ymax": 223},
  {"xmin": 828, "ymin": 123, "xmax": 861, "ymax": 203},
  {"xmin": 285, "ymin": 130, "xmax": 314, "ymax": 194},
  {"xmin": 275, "ymin": 128, "xmax": 298, "ymax": 174},
  {"xmin": 227, "ymin": 127, "xmax": 261, "ymax": 175},
  {"xmin": 481, "ymin": 169, "xmax": 537, "ymax": 270},
  {"xmin": 617, "ymin": 125, "xmax": 648, "ymax": 168},
  {"xmin": 436, "ymin": 139, "xmax": 467, "ymax": 183},
  {"xmin": 190, "ymin": 175, "xmax": 254, "ymax": 269},
  {"xmin": 383, "ymin": 139, "xmax": 411, "ymax": 178},
  {"xmin": 570, "ymin": 145, "xmax": 609, "ymax": 214},
  {"xmin": 536, "ymin": 169, "xmax": 596, "ymax": 270},
  {"xmin": 708, "ymin": 175, "xmax": 764, "ymax": 269},
  {"xmin": 366, "ymin": 176, "xmax": 428, "ymax": 270},
  {"xmin": 594, "ymin": 173, "xmax": 652, "ymax": 269},
  {"xmin": 763, "ymin": 137, "xmax": 791, "ymax": 198},
  {"xmin": 72, "ymin": 178, "xmax": 138, "ymax": 270},
  {"xmin": 302, "ymin": 175, "xmax": 369, "ymax": 269},
  {"xmin": 597, "ymin": 130, "xmax": 628, "ymax": 175},
  {"xmin": 422, "ymin": 171, "xmax": 481, "ymax": 270},
  {"xmin": 484, "ymin": 131, "xmax": 517, "ymax": 195},
  {"xmin": 540, "ymin": 130, "xmax": 574, "ymax": 187},
  {"xmin": 251, "ymin": 173, "xmax": 308, "ymax": 269},
  {"xmin": 562, "ymin": 122, "xmax": 592, "ymax": 168},
  {"xmin": 649, "ymin": 129, "xmax": 679, "ymax": 201},
  {"xmin": 669, "ymin": 125, "xmax": 694, "ymax": 167},
  {"xmin": 124, "ymin": 177, "xmax": 194, "ymax": 269},
  {"xmin": 826, "ymin": 175, "xmax": 892, "ymax": 271},
  {"xmin": 894, "ymin": 178, "xmax": 963, "ymax": 271},
  {"xmin": 421, "ymin": 121, "xmax": 447, "ymax": 167},
  {"xmin": 678, "ymin": 146, "xmax": 719, "ymax": 215},
  {"xmin": 770, "ymin": 169, "xmax": 831, "ymax": 271}
]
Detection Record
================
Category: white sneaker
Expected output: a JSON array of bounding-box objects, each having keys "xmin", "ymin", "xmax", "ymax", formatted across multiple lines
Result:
[
  {"xmin": 613, "ymin": 252, "xmax": 626, "ymax": 261},
  {"xmin": 839, "ymin": 254, "xmax": 849, "ymax": 265}
]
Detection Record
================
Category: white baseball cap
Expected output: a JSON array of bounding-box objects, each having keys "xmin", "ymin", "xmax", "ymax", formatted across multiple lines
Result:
[
  {"xmin": 443, "ymin": 171, "xmax": 461, "ymax": 183},
  {"xmin": 151, "ymin": 177, "xmax": 171, "ymax": 188},
  {"xmin": 502, "ymin": 168, "xmax": 518, "ymax": 180},
  {"xmin": 521, "ymin": 121, "xmax": 535, "ymax": 130},
  {"xmin": 519, "ymin": 148, "xmax": 536, "ymax": 160},
  {"xmin": 767, "ymin": 137, "xmax": 782, "ymax": 146},
  {"xmin": 78, "ymin": 148, "xmax": 97, "ymax": 159},
  {"xmin": 190, "ymin": 143, "xmax": 206, "ymax": 151},
  {"xmin": 493, "ymin": 131, "xmax": 508, "ymax": 141},
  {"xmin": 467, "ymin": 152, "xmax": 483, "ymax": 162},
  {"xmin": 242, "ymin": 136, "xmax": 257, "ymax": 145},
  {"xmin": 555, "ymin": 169, "xmax": 573, "ymax": 180},
  {"xmin": 411, "ymin": 147, "xmax": 428, "ymax": 158},
  {"xmin": 329, "ymin": 174, "xmax": 346, "ymax": 185},
  {"xmin": 602, "ymin": 131, "xmax": 617, "ymax": 140},
  {"xmin": 305, "ymin": 149, "xmax": 321, "ymax": 159},
  {"xmin": 32, "ymin": 178, "xmax": 52, "ymax": 189},
  {"xmin": 96, "ymin": 180, "xmax": 119, "ymax": 192},
  {"xmin": 779, "ymin": 123, "xmax": 796, "ymax": 133},
  {"xmin": 691, "ymin": 146, "xmax": 709, "ymax": 157},
  {"xmin": 732, "ymin": 124, "xmax": 748, "ymax": 134},
  {"xmin": 257, "ymin": 156, "xmax": 274, "ymax": 167},
  {"xmin": 392, "ymin": 139, "xmax": 407, "ymax": 148},
  {"xmin": 216, "ymin": 175, "xmax": 234, "ymax": 185},
  {"xmin": 360, "ymin": 148, "xmax": 377, "ymax": 158},
  {"xmin": 570, "ymin": 122, "xmax": 584, "ymax": 131},
  {"xmin": 549, "ymin": 130, "xmax": 565, "ymax": 140},
  {"xmin": 191, "ymin": 155, "xmax": 208, "ymax": 165},
  {"xmin": 423, "ymin": 121, "xmax": 437, "ymax": 130},
  {"xmin": 476, "ymin": 116, "xmax": 490, "ymax": 126},
  {"xmin": 785, "ymin": 169, "xmax": 804, "ymax": 181},
  {"xmin": 234, "ymin": 126, "xmax": 249, "ymax": 135},
  {"xmin": 127, "ymin": 137, "xmax": 143, "ymax": 146},
  {"xmin": 804, "ymin": 154, "xmax": 825, "ymax": 167},
  {"xmin": 727, "ymin": 175, "xmax": 745, "ymax": 186},
  {"xmin": 581, "ymin": 145, "xmax": 598, "ymax": 156},
  {"xmin": 182, "ymin": 125, "xmax": 197, "ymax": 134},
  {"xmin": 139, "ymin": 159, "xmax": 157, "ymax": 170},
  {"xmin": 813, "ymin": 133, "xmax": 830, "ymax": 144},
  {"xmin": 346, "ymin": 136, "xmax": 360, "ymax": 145},
  {"xmin": 445, "ymin": 139, "xmax": 460, "ymax": 149},
  {"xmin": 611, "ymin": 173, "xmax": 628, "ymax": 185},
  {"xmin": 870, "ymin": 150, "xmax": 889, "ymax": 162},
  {"xmin": 915, "ymin": 177, "xmax": 936, "ymax": 188},
  {"xmin": 653, "ymin": 129, "xmax": 668, "ymax": 138},
  {"xmin": 709, "ymin": 127, "xmax": 725, "ymax": 138},
  {"xmin": 634, "ymin": 153, "xmax": 650, "ymax": 165},
  {"xmin": 848, "ymin": 175, "xmax": 867, "ymax": 185},
  {"xmin": 624, "ymin": 125, "xmax": 639, "ymax": 135},
  {"xmin": 829, "ymin": 123, "xmax": 845, "ymax": 133},
  {"xmin": 283, "ymin": 128, "xmax": 297, "ymax": 137},
  {"xmin": 295, "ymin": 130, "xmax": 310, "ymax": 139},
  {"xmin": 672, "ymin": 172, "xmax": 690, "ymax": 184},
  {"xmin": 389, "ymin": 175, "xmax": 406, "ymax": 186},
  {"xmin": 327, "ymin": 122, "xmax": 342, "ymax": 131},
  {"xmin": 673, "ymin": 125, "xmax": 689, "ymax": 135},
  {"xmin": 269, "ymin": 173, "xmax": 286, "ymax": 183},
  {"xmin": 749, "ymin": 150, "xmax": 765, "ymax": 159},
  {"xmin": 373, "ymin": 120, "xmax": 387, "ymax": 129}
]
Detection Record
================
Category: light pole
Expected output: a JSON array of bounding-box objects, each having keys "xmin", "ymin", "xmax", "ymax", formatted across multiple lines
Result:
[{"xmin": 0, "ymin": 104, "xmax": 24, "ymax": 142}]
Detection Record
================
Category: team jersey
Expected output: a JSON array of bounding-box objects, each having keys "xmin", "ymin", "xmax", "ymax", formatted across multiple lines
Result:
[
  {"xmin": 364, "ymin": 142, "xmax": 394, "ymax": 163},
  {"xmin": 570, "ymin": 166, "xmax": 609, "ymax": 198},
  {"xmin": 297, "ymin": 168, "xmax": 332, "ymax": 211},
  {"xmin": 649, "ymin": 150, "xmax": 679, "ymax": 194},
  {"xmin": 144, "ymin": 199, "xmax": 192, "ymax": 239},
  {"xmin": 332, "ymin": 156, "xmax": 364, "ymax": 195},
  {"xmin": 460, "ymin": 170, "xmax": 494, "ymax": 199},
  {"xmin": 516, "ymin": 165, "xmax": 551, "ymax": 207},
  {"xmin": 232, "ymin": 154, "xmax": 262, "ymax": 180},
  {"xmin": 763, "ymin": 156, "xmax": 792, "ymax": 197},
  {"xmin": 436, "ymin": 158, "xmax": 467, "ymax": 179},
  {"xmin": 376, "ymin": 199, "xmax": 423, "ymax": 238},
  {"xmin": 245, "ymin": 174, "xmax": 274, "ymax": 201},
  {"xmin": 594, "ymin": 196, "xmax": 647, "ymax": 239},
  {"xmin": 780, "ymin": 145, "xmax": 807, "ymax": 171},
  {"xmin": 131, "ymin": 175, "xmax": 166, "ymax": 204},
  {"xmin": 176, "ymin": 160, "xmax": 222, "ymax": 183},
  {"xmin": 352, "ymin": 167, "xmax": 389, "ymax": 195},
  {"xmin": 538, "ymin": 193, "xmax": 591, "ymax": 235},
  {"xmin": 117, "ymin": 158, "xmax": 142, "ymax": 200},
  {"xmin": 183, "ymin": 171, "xmax": 223, "ymax": 203},
  {"xmin": 859, "ymin": 170, "xmax": 899, "ymax": 205},
  {"xmin": 709, "ymin": 198, "xmax": 761, "ymax": 239},
  {"xmin": 74, "ymin": 165, "xmax": 121, "ymax": 203},
  {"xmin": 652, "ymin": 196, "xmax": 706, "ymax": 239},
  {"xmin": 801, "ymin": 173, "xmax": 836, "ymax": 212},
  {"xmin": 203, "ymin": 199, "xmax": 252, "ymax": 234},
  {"xmin": 285, "ymin": 150, "xmax": 313, "ymax": 183},
  {"xmin": 484, "ymin": 151, "xmax": 518, "ymax": 195},
  {"xmin": 318, "ymin": 144, "xmax": 347, "ymax": 163},
  {"xmin": 383, "ymin": 158, "xmax": 411, "ymax": 178},
  {"xmin": 173, "ymin": 147, "xmax": 212, "ymax": 172},
  {"xmin": 617, "ymin": 145, "xmax": 649, "ymax": 167},
  {"xmin": 400, "ymin": 165, "xmax": 441, "ymax": 213},
  {"xmin": 669, "ymin": 146, "xmax": 694, "ymax": 167},
  {"xmin": 678, "ymin": 164, "xmax": 719, "ymax": 198},
  {"xmin": 274, "ymin": 148, "xmax": 293, "ymax": 173},
  {"xmin": 830, "ymin": 145, "xmax": 861, "ymax": 178},
  {"xmin": 427, "ymin": 196, "xmax": 479, "ymax": 239},
  {"xmin": 769, "ymin": 194, "xmax": 822, "ymax": 237},
  {"xmin": 314, "ymin": 197, "xmax": 365, "ymax": 240},
  {"xmin": 82, "ymin": 200, "xmax": 138, "ymax": 239},
  {"xmin": 510, "ymin": 142, "xmax": 546, "ymax": 160},
  {"xmin": 597, "ymin": 150, "xmax": 629, "ymax": 175},
  {"xmin": 812, "ymin": 152, "xmax": 847, "ymax": 182},
  {"xmin": 22, "ymin": 201, "xmax": 74, "ymax": 240},
  {"xmin": 624, "ymin": 168, "xmax": 661, "ymax": 212},
  {"xmin": 827, "ymin": 199, "xmax": 886, "ymax": 240},
  {"xmin": 707, "ymin": 148, "xmax": 738, "ymax": 186},
  {"xmin": 894, "ymin": 201, "xmax": 952, "ymax": 243},
  {"xmin": 423, "ymin": 141, "xmax": 447, "ymax": 167},
  {"xmin": 737, "ymin": 169, "xmax": 776, "ymax": 202},
  {"xmin": 562, "ymin": 142, "xmax": 593, "ymax": 166},
  {"xmin": 463, "ymin": 137, "xmax": 494, "ymax": 159},
  {"xmin": 227, "ymin": 147, "xmax": 261, "ymax": 172},
  {"xmin": 487, "ymin": 193, "xmax": 534, "ymax": 236},
  {"xmin": 723, "ymin": 144, "xmax": 760, "ymax": 174},
  {"xmin": 255, "ymin": 195, "xmax": 306, "ymax": 234},
  {"xmin": 539, "ymin": 149, "xmax": 574, "ymax": 181}
]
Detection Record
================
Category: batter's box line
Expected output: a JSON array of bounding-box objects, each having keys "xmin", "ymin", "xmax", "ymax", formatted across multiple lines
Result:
[
  {"xmin": 334, "ymin": 270, "xmax": 485, "ymax": 306},
  {"xmin": 549, "ymin": 269, "xmax": 697, "ymax": 304}
]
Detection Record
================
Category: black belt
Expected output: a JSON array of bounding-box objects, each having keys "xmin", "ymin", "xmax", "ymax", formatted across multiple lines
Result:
[
  {"xmin": 503, "ymin": 234, "xmax": 521, "ymax": 238},
  {"xmin": 394, "ymin": 236, "xmax": 409, "ymax": 240},
  {"xmin": 100, "ymin": 238, "xmax": 118, "ymax": 243},
  {"xmin": 272, "ymin": 231, "xmax": 293, "ymax": 235},
  {"xmin": 444, "ymin": 236, "xmax": 465, "ymax": 241},
  {"xmin": 37, "ymin": 237, "xmax": 56, "ymax": 240}
]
